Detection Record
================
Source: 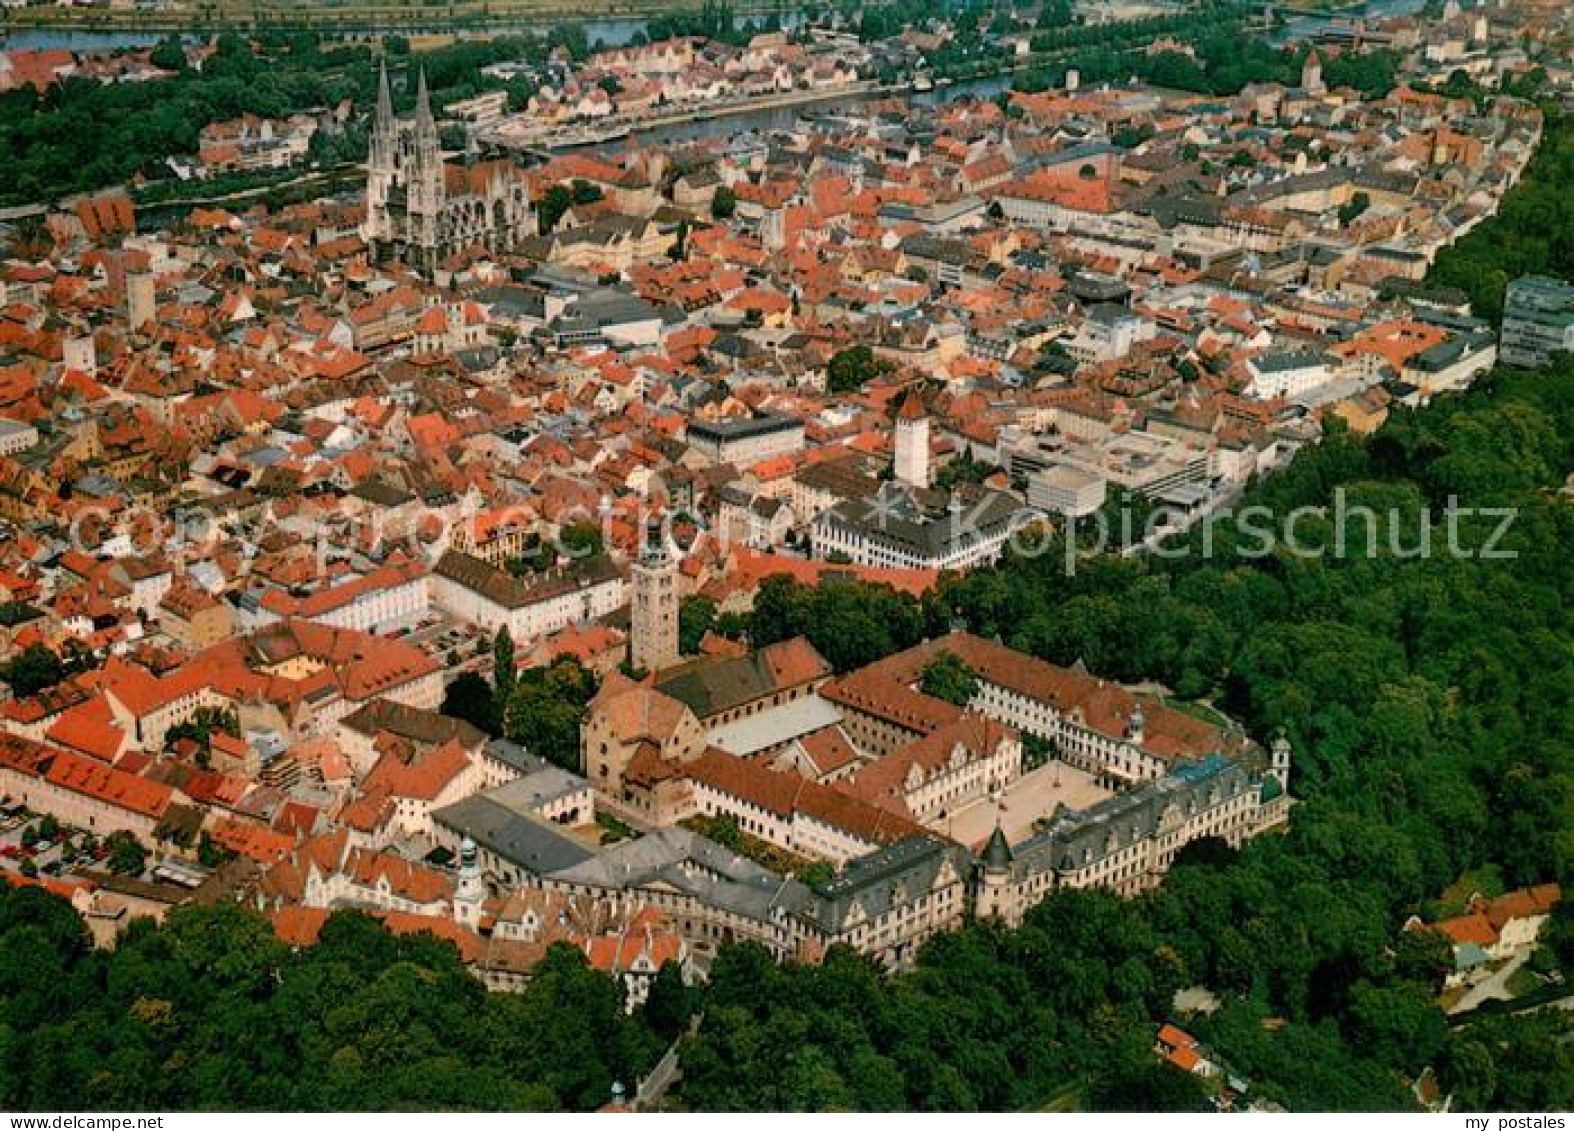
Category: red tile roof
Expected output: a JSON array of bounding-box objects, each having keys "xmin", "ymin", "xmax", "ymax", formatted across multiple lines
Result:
[{"xmin": 44, "ymin": 748, "xmax": 173, "ymax": 819}]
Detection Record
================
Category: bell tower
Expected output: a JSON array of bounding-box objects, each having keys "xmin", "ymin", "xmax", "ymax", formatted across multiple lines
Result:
[
  {"xmin": 630, "ymin": 520, "xmax": 680, "ymax": 675},
  {"xmin": 453, "ymin": 835, "xmax": 486, "ymax": 929}
]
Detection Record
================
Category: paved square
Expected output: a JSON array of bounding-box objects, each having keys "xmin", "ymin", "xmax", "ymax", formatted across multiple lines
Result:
[{"xmin": 942, "ymin": 760, "xmax": 1115, "ymax": 850}]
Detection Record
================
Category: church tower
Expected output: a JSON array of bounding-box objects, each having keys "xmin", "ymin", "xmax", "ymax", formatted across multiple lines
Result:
[
  {"xmin": 630, "ymin": 520, "xmax": 680, "ymax": 676},
  {"xmin": 1270, "ymin": 730, "xmax": 1292, "ymax": 793},
  {"xmin": 362, "ymin": 61, "xmax": 533, "ymax": 275},
  {"xmin": 364, "ymin": 61, "xmax": 397, "ymax": 251},
  {"xmin": 453, "ymin": 835, "xmax": 486, "ymax": 929},
  {"xmin": 404, "ymin": 68, "xmax": 445, "ymax": 274},
  {"xmin": 1301, "ymin": 49, "xmax": 1325, "ymax": 95},
  {"xmin": 894, "ymin": 391, "xmax": 931, "ymax": 490}
]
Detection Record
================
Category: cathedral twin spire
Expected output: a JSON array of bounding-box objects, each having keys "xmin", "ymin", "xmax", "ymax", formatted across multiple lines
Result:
[
  {"xmin": 414, "ymin": 66, "xmax": 436, "ymax": 138},
  {"xmin": 376, "ymin": 59, "xmax": 394, "ymax": 128},
  {"xmin": 373, "ymin": 60, "xmax": 434, "ymax": 135}
]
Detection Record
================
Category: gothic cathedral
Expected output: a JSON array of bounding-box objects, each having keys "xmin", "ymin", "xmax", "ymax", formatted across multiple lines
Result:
[{"xmin": 362, "ymin": 64, "xmax": 536, "ymax": 275}]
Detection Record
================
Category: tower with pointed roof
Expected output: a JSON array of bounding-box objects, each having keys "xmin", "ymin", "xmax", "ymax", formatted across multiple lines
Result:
[
  {"xmin": 403, "ymin": 68, "xmax": 445, "ymax": 265},
  {"xmin": 1301, "ymin": 48, "xmax": 1325, "ymax": 96},
  {"xmin": 974, "ymin": 821, "xmax": 1016, "ymax": 922},
  {"xmin": 364, "ymin": 61, "xmax": 397, "ymax": 248},
  {"xmin": 630, "ymin": 520, "xmax": 680, "ymax": 676},
  {"xmin": 894, "ymin": 390, "xmax": 931, "ymax": 490}
]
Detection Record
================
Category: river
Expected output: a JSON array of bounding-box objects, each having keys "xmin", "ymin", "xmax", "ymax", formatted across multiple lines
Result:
[
  {"xmin": 590, "ymin": 74, "xmax": 1014, "ymax": 152},
  {"xmin": 0, "ymin": 13, "xmax": 807, "ymax": 52},
  {"xmin": 1, "ymin": 10, "xmax": 1009, "ymax": 154},
  {"xmin": 3, "ymin": 0, "xmax": 1432, "ymax": 53},
  {"xmin": 1, "ymin": 0, "xmax": 1418, "ymax": 154},
  {"xmin": 1269, "ymin": 0, "xmax": 1429, "ymax": 44},
  {"xmin": 576, "ymin": 0, "xmax": 1432, "ymax": 153}
]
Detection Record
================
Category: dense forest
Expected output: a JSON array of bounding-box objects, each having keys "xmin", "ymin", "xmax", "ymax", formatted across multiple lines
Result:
[
  {"xmin": 0, "ymin": 892, "xmax": 670, "ymax": 1109},
  {"xmin": 3, "ymin": 353, "xmax": 1570, "ymax": 1111}
]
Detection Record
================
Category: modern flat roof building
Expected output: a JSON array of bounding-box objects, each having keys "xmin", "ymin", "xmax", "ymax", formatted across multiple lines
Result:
[{"xmin": 1501, "ymin": 275, "xmax": 1574, "ymax": 369}]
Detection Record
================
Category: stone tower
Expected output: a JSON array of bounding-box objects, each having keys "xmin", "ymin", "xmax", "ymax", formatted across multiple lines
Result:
[
  {"xmin": 403, "ymin": 68, "xmax": 445, "ymax": 270},
  {"xmin": 630, "ymin": 520, "xmax": 680, "ymax": 676},
  {"xmin": 364, "ymin": 61, "xmax": 397, "ymax": 248},
  {"xmin": 1126, "ymin": 702, "xmax": 1145, "ymax": 746},
  {"xmin": 1270, "ymin": 730, "xmax": 1292, "ymax": 793},
  {"xmin": 363, "ymin": 61, "xmax": 535, "ymax": 276},
  {"xmin": 894, "ymin": 391, "xmax": 931, "ymax": 490},
  {"xmin": 974, "ymin": 822, "xmax": 1015, "ymax": 923},
  {"xmin": 1302, "ymin": 48, "xmax": 1325, "ymax": 96},
  {"xmin": 126, "ymin": 271, "xmax": 155, "ymax": 332},
  {"xmin": 453, "ymin": 834, "xmax": 486, "ymax": 929},
  {"xmin": 362, "ymin": 65, "xmax": 448, "ymax": 275}
]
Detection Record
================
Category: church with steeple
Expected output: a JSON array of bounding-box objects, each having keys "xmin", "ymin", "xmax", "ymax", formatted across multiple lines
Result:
[{"xmin": 362, "ymin": 63, "xmax": 536, "ymax": 276}]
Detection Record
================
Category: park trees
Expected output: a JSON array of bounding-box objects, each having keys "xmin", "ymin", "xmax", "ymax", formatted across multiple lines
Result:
[{"xmin": 502, "ymin": 656, "xmax": 598, "ymax": 771}]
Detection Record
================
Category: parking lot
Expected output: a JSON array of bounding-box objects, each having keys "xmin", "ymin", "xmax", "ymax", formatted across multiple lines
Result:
[{"xmin": 0, "ymin": 805, "xmax": 113, "ymax": 881}]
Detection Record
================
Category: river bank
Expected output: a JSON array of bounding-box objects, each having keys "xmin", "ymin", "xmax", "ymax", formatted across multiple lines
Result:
[{"xmin": 1, "ymin": 3, "xmax": 792, "ymax": 50}]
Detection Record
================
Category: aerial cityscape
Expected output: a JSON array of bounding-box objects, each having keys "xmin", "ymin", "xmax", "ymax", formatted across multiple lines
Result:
[{"xmin": 0, "ymin": 0, "xmax": 1569, "ymax": 1115}]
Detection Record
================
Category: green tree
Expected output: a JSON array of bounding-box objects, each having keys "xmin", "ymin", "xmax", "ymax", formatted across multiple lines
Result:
[
  {"xmin": 104, "ymin": 832, "xmax": 147, "ymax": 877},
  {"xmin": 150, "ymin": 37, "xmax": 187, "ymax": 72},
  {"xmin": 826, "ymin": 345, "xmax": 895, "ymax": 394},
  {"xmin": 538, "ymin": 184, "xmax": 574, "ymax": 234},
  {"xmin": 0, "ymin": 644, "xmax": 63, "ymax": 698},
  {"xmin": 441, "ymin": 670, "xmax": 500, "ymax": 736},
  {"xmin": 559, "ymin": 522, "xmax": 605, "ymax": 559},
  {"xmin": 919, "ymin": 650, "xmax": 978, "ymax": 706},
  {"xmin": 679, "ymin": 595, "xmax": 717, "ymax": 655},
  {"xmin": 642, "ymin": 962, "xmax": 697, "ymax": 1041},
  {"xmin": 1338, "ymin": 190, "xmax": 1371, "ymax": 226},
  {"xmin": 503, "ymin": 657, "xmax": 598, "ymax": 771},
  {"xmin": 493, "ymin": 627, "xmax": 516, "ymax": 702}
]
